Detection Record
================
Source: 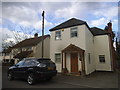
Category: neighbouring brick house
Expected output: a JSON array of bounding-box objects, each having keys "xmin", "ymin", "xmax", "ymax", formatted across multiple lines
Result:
[
  {"xmin": 2, "ymin": 34, "xmax": 50, "ymax": 64},
  {"xmin": 2, "ymin": 47, "xmax": 12, "ymax": 63}
]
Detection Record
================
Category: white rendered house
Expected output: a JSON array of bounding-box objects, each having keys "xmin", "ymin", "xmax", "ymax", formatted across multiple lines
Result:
[{"xmin": 49, "ymin": 18, "xmax": 115, "ymax": 75}]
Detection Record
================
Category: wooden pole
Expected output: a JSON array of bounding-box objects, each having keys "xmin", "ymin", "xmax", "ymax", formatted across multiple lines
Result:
[
  {"xmin": 42, "ymin": 11, "xmax": 44, "ymax": 58},
  {"xmin": 64, "ymin": 53, "xmax": 66, "ymax": 68}
]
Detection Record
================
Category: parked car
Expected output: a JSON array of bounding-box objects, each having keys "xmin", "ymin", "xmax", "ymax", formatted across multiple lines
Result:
[{"xmin": 7, "ymin": 58, "xmax": 57, "ymax": 85}]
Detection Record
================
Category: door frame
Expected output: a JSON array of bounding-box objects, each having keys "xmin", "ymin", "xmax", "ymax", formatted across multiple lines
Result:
[{"xmin": 70, "ymin": 52, "xmax": 78, "ymax": 73}]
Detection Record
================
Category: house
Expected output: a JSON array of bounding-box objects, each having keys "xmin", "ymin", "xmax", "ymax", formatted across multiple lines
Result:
[
  {"xmin": 1, "ymin": 47, "xmax": 13, "ymax": 63},
  {"xmin": 2, "ymin": 34, "xmax": 50, "ymax": 64},
  {"xmin": 49, "ymin": 18, "xmax": 115, "ymax": 75}
]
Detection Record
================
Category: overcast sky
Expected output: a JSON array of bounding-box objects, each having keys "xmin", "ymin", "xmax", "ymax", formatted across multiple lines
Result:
[{"xmin": 0, "ymin": 1, "xmax": 119, "ymax": 46}]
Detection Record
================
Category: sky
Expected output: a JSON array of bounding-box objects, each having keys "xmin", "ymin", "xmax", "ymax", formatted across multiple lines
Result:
[{"xmin": 0, "ymin": 0, "xmax": 119, "ymax": 51}]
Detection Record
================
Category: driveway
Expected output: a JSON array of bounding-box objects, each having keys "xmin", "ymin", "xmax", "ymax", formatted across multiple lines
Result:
[{"xmin": 2, "ymin": 66, "xmax": 119, "ymax": 88}]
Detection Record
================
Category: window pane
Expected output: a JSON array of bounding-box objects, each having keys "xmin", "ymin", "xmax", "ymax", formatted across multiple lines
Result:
[
  {"xmin": 55, "ymin": 53, "xmax": 61, "ymax": 63},
  {"xmin": 99, "ymin": 55, "xmax": 105, "ymax": 63},
  {"xmin": 55, "ymin": 31, "xmax": 61, "ymax": 40},
  {"xmin": 23, "ymin": 60, "xmax": 31, "ymax": 66},
  {"xmin": 16, "ymin": 60, "xmax": 24, "ymax": 66},
  {"xmin": 29, "ymin": 60, "xmax": 38, "ymax": 66},
  {"xmin": 71, "ymin": 27, "xmax": 78, "ymax": 37}
]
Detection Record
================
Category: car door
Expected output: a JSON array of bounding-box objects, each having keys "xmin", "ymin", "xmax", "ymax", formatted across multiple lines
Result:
[
  {"xmin": 26, "ymin": 60, "xmax": 38, "ymax": 72},
  {"xmin": 21, "ymin": 60, "xmax": 32, "ymax": 78},
  {"xmin": 13, "ymin": 60, "xmax": 25, "ymax": 78}
]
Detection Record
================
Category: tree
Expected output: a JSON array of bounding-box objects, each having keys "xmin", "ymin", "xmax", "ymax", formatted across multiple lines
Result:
[
  {"xmin": 2, "ymin": 24, "xmax": 36, "ymax": 51},
  {"xmin": 2, "ymin": 34, "xmax": 15, "ymax": 50}
]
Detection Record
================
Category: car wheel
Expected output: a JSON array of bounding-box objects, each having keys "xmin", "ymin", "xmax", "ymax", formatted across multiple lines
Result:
[
  {"xmin": 7, "ymin": 71, "xmax": 14, "ymax": 81},
  {"xmin": 27, "ymin": 73, "xmax": 35, "ymax": 85}
]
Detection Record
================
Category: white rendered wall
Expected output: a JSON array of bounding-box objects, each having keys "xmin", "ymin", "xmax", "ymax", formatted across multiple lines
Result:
[
  {"xmin": 84, "ymin": 26, "xmax": 95, "ymax": 75},
  {"xmin": 94, "ymin": 35, "xmax": 112, "ymax": 71},
  {"xmin": 35, "ymin": 37, "xmax": 50, "ymax": 58},
  {"xmin": 50, "ymin": 25, "xmax": 86, "ymax": 72}
]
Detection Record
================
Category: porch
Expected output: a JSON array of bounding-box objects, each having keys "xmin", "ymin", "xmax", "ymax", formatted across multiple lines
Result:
[{"xmin": 61, "ymin": 44, "xmax": 85, "ymax": 76}]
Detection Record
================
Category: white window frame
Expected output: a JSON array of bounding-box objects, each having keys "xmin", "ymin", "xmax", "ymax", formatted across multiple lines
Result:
[
  {"xmin": 55, "ymin": 53, "xmax": 61, "ymax": 63},
  {"xmin": 99, "ymin": 55, "xmax": 105, "ymax": 63},
  {"xmin": 55, "ymin": 31, "xmax": 61, "ymax": 40},
  {"xmin": 70, "ymin": 27, "xmax": 78, "ymax": 38}
]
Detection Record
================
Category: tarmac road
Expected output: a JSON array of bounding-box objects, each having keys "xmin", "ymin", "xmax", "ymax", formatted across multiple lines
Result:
[{"xmin": 2, "ymin": 66, "xmax": 119, "ymax": 89}]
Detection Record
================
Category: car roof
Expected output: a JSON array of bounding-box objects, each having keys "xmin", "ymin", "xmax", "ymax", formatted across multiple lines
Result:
[{"xmin": 23, "ymin": 58, "xmax": 51, "ymax": 60}]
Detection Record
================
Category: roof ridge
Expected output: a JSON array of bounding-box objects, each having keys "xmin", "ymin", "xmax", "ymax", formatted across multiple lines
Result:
[
  {"xmin": 12, "ymin": 34, "xmax": 50, "ymax": 48},
  {"xmin": 91, "ymin": 27, "xmax": 105, "ymax": 31},
  {"xmin": 90, "ymin": 27, "xmax": 109, "ymax": 36},
  {"xmin": 49, "ymin": 18, "xmax": 86, "ymax": 31},
  {"xmin": 26, "ymin": 34, "xmax": 50, "ymax": 40},
  {"xmin": 70, "ymin": 18, "xmax": 86, "ymax": 22}
]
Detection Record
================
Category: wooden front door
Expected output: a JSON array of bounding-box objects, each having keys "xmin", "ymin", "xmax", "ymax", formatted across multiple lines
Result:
[{"xmin": 70, "ymin": 53, "xmax": 78, "ymax": 73}]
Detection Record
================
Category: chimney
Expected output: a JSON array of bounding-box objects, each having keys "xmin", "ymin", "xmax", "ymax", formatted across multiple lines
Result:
[
  {"xmin": 107, "ymin": 21, "xmax": 116, "ymax": 71},
  {"xmin": 34, "ymin": 33, "xmax": 38, "ymax": 38},
  {"xmin": 107, "ymin": 20, "xmax": 112, "ymax": 33}
]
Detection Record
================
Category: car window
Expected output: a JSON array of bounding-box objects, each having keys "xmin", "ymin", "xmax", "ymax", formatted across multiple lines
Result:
[
  {"xmin": 23, "ymin": 60, "xmax": 31, "ymax": 66},
  {"xmin": 16, "ymin": 60, "xmax": 24, "ymax": 66},
  {"xmin": 23, "ymin": 60, "xmax": 38, "ymax": 66},
  {"xmin": 29, "ymin": 60, "xmax": 38, "ymax": 66}
]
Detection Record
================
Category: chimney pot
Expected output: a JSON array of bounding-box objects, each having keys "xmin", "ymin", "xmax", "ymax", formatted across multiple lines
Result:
[
  {"xmin": 107, "ymin": 21, "xmax": 112, "ymax": 33},
  {"xmin": 34, "ymin": 33, "xmax": 38, "ymax": 38},
  {"xmin": 108, "ymin": 22, "xmax": 112, "ymax": 27}
]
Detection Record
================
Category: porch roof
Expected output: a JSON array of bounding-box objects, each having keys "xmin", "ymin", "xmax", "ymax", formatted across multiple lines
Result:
[
  {"xmin": 62, "ymin": 44, "xmax": 85, "ymax": 53},
  {"xmin": 13, "ymin": 51, "xmax": 33, "ymax": 59}
]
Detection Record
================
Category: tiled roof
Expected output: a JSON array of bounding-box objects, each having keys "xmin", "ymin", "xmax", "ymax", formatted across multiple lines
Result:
[
  {"xmin": 62, "ymin": 44, "xmax": 85, "ymax": 52},
  {"xmin": 13, "ymin": 51, "xmax": 33, "ymax": 59},
  {"xmin": 49, "ymin": 18, "xmax": 86, "ymax": 31},
  {"xmin": 90, "ymin": 27, "xmax": 109, "ymax": 36},
  {"xmin": 12, "ymin": 35, "xmax": 50, "ymax": 48},
  {"xmin": 2, "ymin": 47, "xmax": 12, "ymax": 53}
]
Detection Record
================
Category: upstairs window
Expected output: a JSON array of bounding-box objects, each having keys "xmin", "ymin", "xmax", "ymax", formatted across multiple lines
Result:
[
  {"xmin": 99, "ymin": 55, "xmax": 105, "ymax": 63},
  {"xmin": 55, "ymin": 31, "xmax": 61, "ymax": 40},
  {"xmin": 71, "ymin": 27, "xmax": 78, "ymax": 37}
]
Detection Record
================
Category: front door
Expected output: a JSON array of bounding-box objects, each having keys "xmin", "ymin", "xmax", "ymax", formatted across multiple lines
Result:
[{"xmin": 70, "ymin": 53, "xmax": 78, "ymax": 73}]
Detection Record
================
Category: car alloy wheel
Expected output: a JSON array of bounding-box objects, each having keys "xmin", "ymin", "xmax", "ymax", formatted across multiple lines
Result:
[
  {"xmin": 7, "ymin": 72, "xmax": 13, "ymax": 81},
  {"xmin": 27, "ymin": 74, "xmax": 35, "ymax": 85}
]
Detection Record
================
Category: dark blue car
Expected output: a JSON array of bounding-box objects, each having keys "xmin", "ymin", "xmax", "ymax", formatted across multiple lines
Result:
[{"xmin": 7, "ymin": 58, "xmax": 57, "ymax": 85}]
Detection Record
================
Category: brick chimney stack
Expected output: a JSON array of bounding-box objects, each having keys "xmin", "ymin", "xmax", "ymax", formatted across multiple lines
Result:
[
  {"xmin": 107, "ymin": 21, "xmax": 112, "ymax": 34},
  {"xmin": 107, "ymin": 21, "xmax": 116, "ymax": 71},
  {"xmin": 34, "ymin": 33, "xmax": 38, "ymax": 38}
]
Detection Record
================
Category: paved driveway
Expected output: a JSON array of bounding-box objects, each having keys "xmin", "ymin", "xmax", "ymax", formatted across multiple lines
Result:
[
  {"xmin": 56, "ymin": 71, "xmax": 118, "ymax": 88},
  {"xmin": 2, "ymin": 66, "xmax": 119, "ymax": 88}
]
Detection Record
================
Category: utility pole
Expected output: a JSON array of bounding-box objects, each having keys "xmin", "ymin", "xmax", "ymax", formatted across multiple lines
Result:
[{"xmin": 42, "ymin": 11, "xmax": 44, "ymax": 58}]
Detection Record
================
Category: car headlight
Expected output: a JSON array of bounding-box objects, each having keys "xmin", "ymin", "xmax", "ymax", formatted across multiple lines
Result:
[{"xmin": 37, "ymin": 63, "xmax": 46, "ymax": 67}]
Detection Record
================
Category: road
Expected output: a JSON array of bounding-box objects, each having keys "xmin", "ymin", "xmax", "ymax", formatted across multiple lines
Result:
[{"xmin": 2, "ymin": 66, "xmax": 119, "ymax": 89}]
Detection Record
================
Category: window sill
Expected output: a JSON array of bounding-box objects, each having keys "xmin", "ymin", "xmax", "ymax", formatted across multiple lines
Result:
[
  {"xmin": 55, "ymin": 39, "xmax": 62, "ymax": 40},
  {"xmin": 99, "ymin": 62, "xmax": 106, "ymax": 64},
  {"xmin": 70, "ymin": 36, "xmax": 78, "ymax": 38}
]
